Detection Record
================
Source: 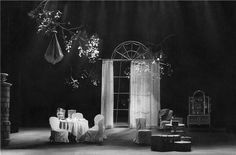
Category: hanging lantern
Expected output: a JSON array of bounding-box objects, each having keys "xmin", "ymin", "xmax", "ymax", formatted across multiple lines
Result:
[{"xmin": 44, "ymin": 32, "xmax": 64, "ymax": 64}]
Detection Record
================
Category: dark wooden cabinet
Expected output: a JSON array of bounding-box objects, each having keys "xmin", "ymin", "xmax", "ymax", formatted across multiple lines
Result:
[{"xmin": 187, "ymin": 90, "xmax": 211, "ymax": 127}]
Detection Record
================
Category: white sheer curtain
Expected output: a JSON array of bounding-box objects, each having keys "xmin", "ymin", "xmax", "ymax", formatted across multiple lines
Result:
[
  {"xmin": 130, "ymin": 60, "xmax": 160, "ymax": 128},
  {"xmin": 150, "ymin": 61, "xmax": 160, "ymax": 127},
  {"xmin": 101, "ymin": 60, "xmax": 114, "ymax": 128}
]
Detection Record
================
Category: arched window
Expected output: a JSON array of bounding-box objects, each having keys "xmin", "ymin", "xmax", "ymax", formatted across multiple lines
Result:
[{"xmin": 101, "ymin": 41, "xmax": 160, "ymax": 128}]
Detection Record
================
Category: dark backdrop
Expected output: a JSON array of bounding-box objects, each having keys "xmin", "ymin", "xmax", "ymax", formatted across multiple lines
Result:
[{"xmin": 1, "ymin": 1, "xmax": 236, "ymax": 131}]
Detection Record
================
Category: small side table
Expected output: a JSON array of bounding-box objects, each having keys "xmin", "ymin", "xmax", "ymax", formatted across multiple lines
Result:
[{"xmin": 151, "ymin": 134, "xmax": 181, "ymax": 151}]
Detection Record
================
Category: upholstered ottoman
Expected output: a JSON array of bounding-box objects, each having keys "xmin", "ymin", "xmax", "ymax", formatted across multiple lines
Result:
[{"xmin": 135, "ymin": 129, "xmax": 151, "ymax": 145}]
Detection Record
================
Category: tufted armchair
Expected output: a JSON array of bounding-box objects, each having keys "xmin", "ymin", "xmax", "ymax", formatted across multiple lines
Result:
[{"xmin": 159, "ymin": 109, "xmax": 173, "ymax": 129}]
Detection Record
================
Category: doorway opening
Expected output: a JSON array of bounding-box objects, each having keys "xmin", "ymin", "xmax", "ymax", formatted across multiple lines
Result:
[
  {"xmin": 113, "ymin": 61, "xmax": 130, "ymax": 127},
  {"xmin": 111, "ymin": 41, "xmax": 152, "ymax": 127}
]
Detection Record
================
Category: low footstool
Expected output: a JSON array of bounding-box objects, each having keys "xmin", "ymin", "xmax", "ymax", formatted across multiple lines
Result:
[
  {"xmin": 166, "ymin": 123, "xmax": 185, "ymax": 134},
  {"xmin": 134, "ymin": 129, "xmax": 151, "ymax": 145},
  {"xmin": 151, "ymin": 134, "xmax": 181, "ymax": 152},
  {"xmin": 174, "ymin": 140, "xmax": 191, "ymax": 152},
  {"xmin": 181, "ymin": 136, "xmax": 191, "ymax": 142}
]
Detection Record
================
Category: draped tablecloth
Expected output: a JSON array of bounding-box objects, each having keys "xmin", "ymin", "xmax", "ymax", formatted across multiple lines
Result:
[{"xmin": 60, "ymin": 118, "xmax": 89, "ymax": 141}]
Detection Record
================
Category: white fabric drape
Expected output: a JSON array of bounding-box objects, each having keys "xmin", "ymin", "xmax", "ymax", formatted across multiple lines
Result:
[
  {"xmin": 101, "ymin": 60, "xmax": 114, "ymax": 128},
  {"xmin": 130, "ymin": 60, "xmax": 160, "ymax": 128},
  {"xmin": 150, "ymin": 61, "xmax": 160, "ymax": 127}
]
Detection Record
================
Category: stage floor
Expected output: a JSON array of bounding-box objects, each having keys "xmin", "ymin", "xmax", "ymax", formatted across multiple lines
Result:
[{"xmin": 1, "ymin": 127, "xmax": 236, "ymax": 155}]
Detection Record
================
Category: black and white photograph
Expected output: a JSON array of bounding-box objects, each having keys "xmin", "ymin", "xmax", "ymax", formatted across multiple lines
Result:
[{"xmin": 1, "ymin": 0, "xmax": 236, "ymax": 154}]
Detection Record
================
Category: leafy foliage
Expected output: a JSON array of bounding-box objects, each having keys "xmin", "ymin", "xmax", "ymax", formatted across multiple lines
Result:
[{"xmin": 28, "ymin": 0, "xmax": 101, "ymax": 90}]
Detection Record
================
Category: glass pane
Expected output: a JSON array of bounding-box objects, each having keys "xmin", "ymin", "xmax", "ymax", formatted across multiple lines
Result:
[
  {"xmin": 113, "ymin": 61, "xmax": 131, "ymax": 76},
  {"xmin": 193, "ymin": 103, "xmax": 204, "ymax": 115},
  {"xmin": 114, "ymin": 78, "xmax": 130, "ymax": 93},
  {"xmin": 113, "ymin": 110, "xmax": 129, "ymax": 123},
  {"xmin": 114, "ymin": 94, "xmax": 129, "ymax": 109},
  {"xmin": 113, "ymin": 61, "xmax": 120, "ymax": 76}
]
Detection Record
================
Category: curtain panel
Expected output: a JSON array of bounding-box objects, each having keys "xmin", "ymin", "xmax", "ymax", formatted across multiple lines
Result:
[
  {"xmin": 130, "ymin": 60, "xmax": 160, "ymax": 128},
  {"xmin": 101, "ymin": 60, "xmax": 114, "ymax": 128}
]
